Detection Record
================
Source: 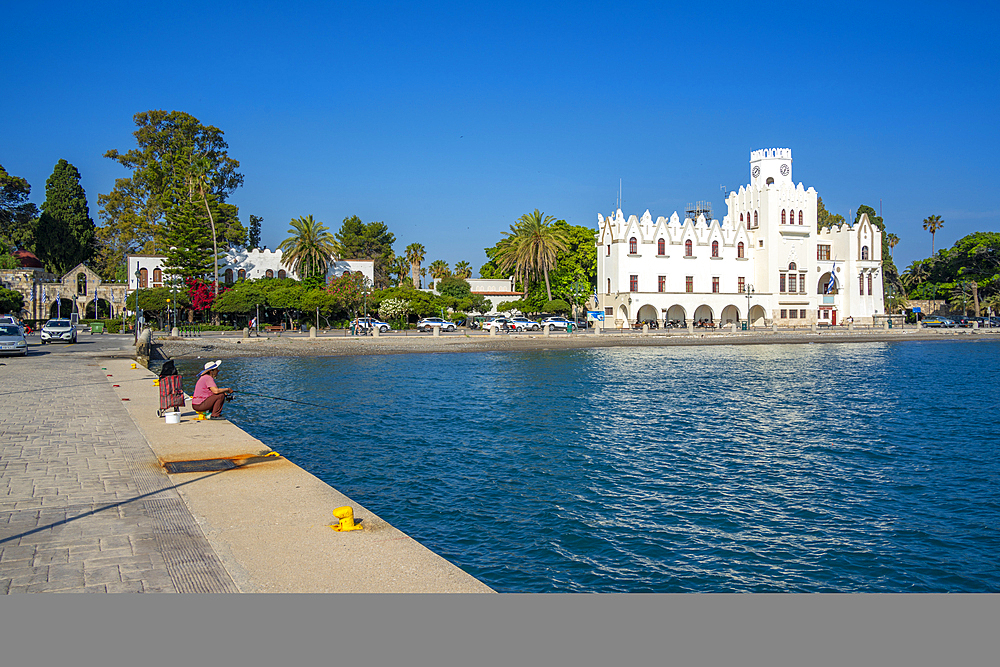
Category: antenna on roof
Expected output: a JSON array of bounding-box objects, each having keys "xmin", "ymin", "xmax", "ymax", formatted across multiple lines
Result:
[{"xmin": 720, "ymin": 184, "xmax": 728, "ymax": 198}]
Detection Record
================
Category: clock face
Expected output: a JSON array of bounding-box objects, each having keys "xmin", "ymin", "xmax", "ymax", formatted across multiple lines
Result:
[
  {"xmin": 752, "ymin": 166, "xmax": 761, "ymax": 178},
  {"xmin": 780, "ymin": 164, "xmax": 789, "ymax": 176}
]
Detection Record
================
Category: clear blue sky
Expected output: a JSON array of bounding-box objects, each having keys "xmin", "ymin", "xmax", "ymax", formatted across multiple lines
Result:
[{"xmin": 4, "ymin": 1, "xmax": 998, "ymax": 275}]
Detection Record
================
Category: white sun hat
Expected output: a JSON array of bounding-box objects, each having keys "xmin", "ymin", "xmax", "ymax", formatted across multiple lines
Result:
[{"xmin": 199, "ymin": 359, "xmax": 223, "ymax": 375}]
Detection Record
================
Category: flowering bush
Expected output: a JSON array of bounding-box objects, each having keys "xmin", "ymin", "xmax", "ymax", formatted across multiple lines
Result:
[{"xmin": 186, "ymin": 278, "xmax": 225, "ymax": 312}]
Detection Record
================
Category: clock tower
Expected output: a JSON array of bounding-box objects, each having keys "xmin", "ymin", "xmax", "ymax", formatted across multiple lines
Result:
[{"xmin": 750, "ymin": 148, "xmax": 792, "ymax": 189}]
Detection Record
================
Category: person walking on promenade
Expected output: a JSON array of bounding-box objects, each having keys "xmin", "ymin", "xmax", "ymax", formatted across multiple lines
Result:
[{"xmin": 192, "ymin": 360, "xmax": 234, "ymax": 419}]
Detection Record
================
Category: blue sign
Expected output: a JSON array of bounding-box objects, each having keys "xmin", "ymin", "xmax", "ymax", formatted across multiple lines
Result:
[
  {"xmin": 912, "ymin": 306, "xmax": 921, "ymax": 313},
  {"xmin": 587, "ymin": 310, "xmax": 605, "ymax": 322}
]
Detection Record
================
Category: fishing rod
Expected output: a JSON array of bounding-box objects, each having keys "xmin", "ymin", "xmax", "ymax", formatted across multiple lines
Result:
[{"xmin": 235, "ymin": 389, "xmax": 341, "ymax": 412}]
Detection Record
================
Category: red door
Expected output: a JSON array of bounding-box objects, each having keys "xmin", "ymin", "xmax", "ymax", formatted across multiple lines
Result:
[{"xmin": 831, "ymin": 310, "xmax": 837, "ymax": 326}]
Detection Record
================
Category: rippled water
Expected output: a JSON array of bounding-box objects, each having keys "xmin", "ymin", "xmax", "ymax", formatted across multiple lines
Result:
[{"xmin": 176, "ymin": 340, "xmax": 1000, "ymax": 592}]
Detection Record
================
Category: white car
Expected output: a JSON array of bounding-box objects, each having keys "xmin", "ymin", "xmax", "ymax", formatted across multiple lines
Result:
[
  {"xmin": 41, "ymin": 319, "xmax": 77, "ymax": 344},
  {"xmin": 540, "ymin": 316, "xmax": 573, "ymax": 331},
  {"xmin": 509, "ymin": 316, "xmax": 540, "ymax": 331},
  {"xmin": 0, "ymin": 323, "xmax": 28, "ymax": 356},
  {"xmin": 417, "ymin": 317, "xmax": 457, "ymax": 332}
]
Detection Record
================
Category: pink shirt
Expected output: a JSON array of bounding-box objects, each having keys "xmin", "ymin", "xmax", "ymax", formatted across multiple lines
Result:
[{"xmin": 193, "ymin": 374, "xmax": 218, "ymax": 404}]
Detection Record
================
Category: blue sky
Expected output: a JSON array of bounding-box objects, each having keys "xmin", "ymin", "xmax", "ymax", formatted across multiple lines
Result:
[{"xmin": 4, "ymin": 1, "xmax": 998, "ymax": 274}]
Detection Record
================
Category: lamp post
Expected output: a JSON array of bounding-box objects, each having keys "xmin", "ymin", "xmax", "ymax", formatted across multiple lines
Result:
[
  {"xmin": 134, "ymin": 268, "xmax": 141, "ymax": 343},
  {"xmin": 744, "ymin": 284, "xmax": 755, "ymax": 329}
]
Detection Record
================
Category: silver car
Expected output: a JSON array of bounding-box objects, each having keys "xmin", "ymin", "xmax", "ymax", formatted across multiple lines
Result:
[
  {"xmin": 0, "ymin": 323, "xmax": 28, "ymax": 356},
  {"xmin": 41, "ymin": 319, "xmax": 78, "ymax": 344}
]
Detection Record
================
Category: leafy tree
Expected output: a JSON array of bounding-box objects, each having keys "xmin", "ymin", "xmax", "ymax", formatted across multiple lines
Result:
[
  {"xmin": 327, "ymin": 271, "xmax": 371, "ymax": 317},
  {"xmin": 405, "ymin": 243, "xmax": 425, "ymax": 287},
  {"xmin": 436, "ymin": 275, "xmax": 471, "ymax": 300},
  {"xmin": 98, "ymin": 110, "xmax": 244, "ymax": 266},
  {"xmin": 278, "ymin": 215, "xmax": 338, "ymax": 280},
  {"xmin": 0, "ymin": 287, "xmax": 24, "ymax": 313},
  {"xmin": 886, "ymin": 233, "xmax": 899, "ymax": 256},
  {"xmin": 0, "ymin": 164, "xmax": 39, "ymax": 251},
  {"xmin": 334, "ymin": 216, "xmax": 396, "ymax": 288},
  {"xmin": 453, "ymin": 260, "xmax": 472, "ymax": 278},
  {"xmin": 543, "ymin": 298, "xmax": 570, "ymax": 314},
  {"xmin": 816, "ymin": 196, "xmax": 845, "ymax": 231},
  {"xmin": 35, "ymin": 160, "xmax": 95, "ymax": 275},
  {"xmin": 248, "ymin": 214, "xmax": 263, "ymax": 250},
  {"xmin": 923, "ymin": 214, "xmax": 944, "ymax": 255}
]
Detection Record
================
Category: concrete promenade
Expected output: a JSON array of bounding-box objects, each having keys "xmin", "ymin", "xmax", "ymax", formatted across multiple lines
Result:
[{"xmin": 0, "ymin": 336, "xmax": 492, "ymax": 593}]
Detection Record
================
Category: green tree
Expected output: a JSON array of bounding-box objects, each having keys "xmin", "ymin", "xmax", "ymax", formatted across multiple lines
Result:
[
  {"xmin": 378, "ymin": 297, "xmax": 409, "ymax": 328},
  {"xmin": 278, "ymin": 215, "xmax": 338, "ymax": 281},
  {"xmin": 816, "ymin": 196, "xmax": 845, "ymax": 231},
  {"xmin": 0, "ymin": 164, "xmax": 39, "ymax": 251},
  {"xmin": 248, "ymin": 214, "xmax": 263, "ymax": 250},
  {"xmin": 428, "ymin": 259, "xmax": 450, "ymax": 284},
  {"xmin": 98, "ymin": 110, "xmax": 244, "ymax": 265},
  {"xmin": 0, "ymin": 287, "xmax": 24, "ymax": 313},
  {"xmin": 923, "ymin": 215, "xmax": 944, "ymax": 255},
  {"xmin": 436, "ymin": 275, "xmax": 471, "ymax": 300},
  {"xmin": 405, "ymin": 243, "xmax": 425, "ymax": 287},
  {"xmin": 35, "ymin": 159, "xmax": 95, "ymax": 275},
  {"xmin": 886, "ymin": 233, "xmax": 899, "ymax": 256},
  {"xmin": 453, "ymin": 260, "xmax": 472, "ymax": 278},
  {"xmin": 498, "ymin": 209, "xmax": 570, "ymax": 302},
  {"xmin": 334, "ymin": 216, "xmax": 396, "ymax": 288}
]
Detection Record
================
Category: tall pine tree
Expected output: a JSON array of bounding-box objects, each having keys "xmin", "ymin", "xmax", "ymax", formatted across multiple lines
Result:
[
  {"xmin": 35, "ymin": 160, "xmax": 95, "ymax": 274},
  {"xmin": 248, "ymin": 214, "xmax": 262, "ymax": 250}
]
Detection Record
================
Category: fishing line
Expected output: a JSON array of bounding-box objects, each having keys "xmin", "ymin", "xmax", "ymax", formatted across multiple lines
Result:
[{"xmin": 235, "ymin": 389, "xmax": 341, "ymax": 412}]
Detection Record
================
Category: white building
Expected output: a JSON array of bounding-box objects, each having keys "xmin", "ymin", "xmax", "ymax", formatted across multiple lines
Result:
[
  {"xmin": 127, "ymin": 249, "xmax": 375, "ymax": 292},
  {"xmin": 595, "ymin": 148, "xmax": 884, "ymax": 328},
  {"xmin": 467, "ymin": 277, "xmax": 522, "ymax": 313}
]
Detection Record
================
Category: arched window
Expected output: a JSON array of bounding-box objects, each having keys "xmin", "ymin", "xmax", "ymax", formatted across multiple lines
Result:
[
  {"xmin": 658, "ymin": 238, "xmax": 665, "ymax": 255},
  {"xmin": 237, "ymin": 269, "xmax": 246, "ymax": 280},
  {"xmin": 860, "ymin": 274, "xmax": 864, "ymax": 296},
  {"xmin": 861, "ymin": 246, "xmax": 869, "ymax": 260},
  {"xmin": 711, "ymin": 240, "xmax": 719, "ymax": 257},
  {"xmin": 737, "ymin": 242, "xmax": 745, "ymax": 258},
  {"xmin": 152, "ymin": 268, "xmax": 162, "ymax": 286},
  {"xmin": 782, "ymin": 209, "xmax": 786, "ymax": 224},
  {"xmin": 77, "ymin": 272, "xmax": 87, "ymax": 295},
  {"xmin": 754, "ymin": 211, "xmax": 758, "ymax": 226},
  {"xmin": 225, "ymin": 269, "xmax": 233, "ymax": 284},
  {"xmin": 138, "ymin": 268, "xmax": 148, "ymax": 289},
  {"xmin": 277, "ymin": 269, "xmax": 286, "ymax": 279},
  {"xmin": 740, "ymin": 212, "xmax": 744, "ymax": 222},
  {"xmin": 265, "ymin": 269, "xmax": 274, "ymax": 278},
  {"xmin": 685, "ymin": 240, "xmax": 693, "ymax": 257},
  {"xmin": 606, "ymin": 278, "xmax": 611, "ymax": 295},
  {"xmin": 788, "ymin": 262, "xmax": 797, "ymax": 271},
  {"xmin": 798, "ymin": 211, "xmax": 804, "ymax": 225},
  {"xmin": 342, "ymin": 270, "xmax": 351, "ymax": 276},
  {"xmin": 629, "ymin": 237, "xmax": 637, "ymax": 254},
  {"xmin": 606, "ymin": 244, "xmax": 610, "ymax": 256},
  {"xmin": 868, "ymin": 273, "xmax": 873, "ymax": 295}
]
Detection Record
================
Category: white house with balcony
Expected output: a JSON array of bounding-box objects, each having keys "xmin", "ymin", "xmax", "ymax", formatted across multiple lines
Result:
[{"xmin": 595, "ymin": 148, "xmax": 884, "ymax": 328}]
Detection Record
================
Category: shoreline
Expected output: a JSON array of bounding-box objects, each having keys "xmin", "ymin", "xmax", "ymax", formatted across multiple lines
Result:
[{"xmin": 152, "ymin": 327, "xmax": 999, "ymax": 360}]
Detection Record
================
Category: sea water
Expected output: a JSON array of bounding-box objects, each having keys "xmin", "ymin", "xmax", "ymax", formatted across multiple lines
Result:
[{"xmin": 177, "ymin": 339, "xmax": 1000, "ymax": 592}]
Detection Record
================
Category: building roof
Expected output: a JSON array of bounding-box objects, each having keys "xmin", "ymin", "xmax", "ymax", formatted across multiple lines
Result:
[{"xmin": 13, "ymin": 250, "xmax": 43, "ymax": 268}]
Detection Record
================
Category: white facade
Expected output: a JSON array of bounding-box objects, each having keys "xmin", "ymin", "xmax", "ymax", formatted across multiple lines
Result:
[
  {"xmin": 467, "ymin": 277, "xmax": 521, "ymax": 314},
  {"xmin": 596, "ymin": 149, "xmax": 884, "ymax": 328}
]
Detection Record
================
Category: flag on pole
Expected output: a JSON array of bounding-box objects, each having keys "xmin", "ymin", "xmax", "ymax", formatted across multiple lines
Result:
[{"xmin": 826, "ymin": 262, "xmax": 836, "ymax": 294}]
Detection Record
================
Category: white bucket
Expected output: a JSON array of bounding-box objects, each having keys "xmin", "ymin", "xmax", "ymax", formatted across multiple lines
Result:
[{"xmin": 165, "ymin": 412, "xmax": 181, "ymax": 424}]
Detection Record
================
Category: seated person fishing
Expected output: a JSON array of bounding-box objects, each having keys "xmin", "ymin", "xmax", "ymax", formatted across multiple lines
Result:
[{"xmin": 192, "ymin": 360, "xmax": 234, "ymax": 419}]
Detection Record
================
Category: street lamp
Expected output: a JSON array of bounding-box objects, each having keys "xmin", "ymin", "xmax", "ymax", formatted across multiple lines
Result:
[
  {"xmin": 744, "ymin": 284, "xmax": 755, "ymax": 329},
  {"xmin": 134, "ymin": 267, "xmax": 141, "ymax": 343}
]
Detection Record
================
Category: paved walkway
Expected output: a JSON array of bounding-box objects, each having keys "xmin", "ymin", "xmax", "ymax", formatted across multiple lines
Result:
[{"xmin": 0, "ymin": 340, "xmax": 237, "ymax": 593}]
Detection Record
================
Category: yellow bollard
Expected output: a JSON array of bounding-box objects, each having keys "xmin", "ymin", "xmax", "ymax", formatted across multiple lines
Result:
[
  {"xmin": 153, "ymin": 379, "xmax": 160, "ymax": 387},
  {"xmin": 131, "ymin": 363, "xmax": 137, "ymax": 369},
  {"xmin": 331, "ymin": 506, "xmax": 363, "ymax": 531}
]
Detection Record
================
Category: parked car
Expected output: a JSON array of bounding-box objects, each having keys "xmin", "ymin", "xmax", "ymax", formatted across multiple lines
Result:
[
  {"xmin": 541, "ymin": 316, "xmax": 572, "ymax": 331},
  {"xmin": 417, "ymin": 317, "xmax": 457, "ymax": 332},
  {"xmin": 484, "ymin": 317, "xmax": 512, "ymax": 332},
  {"xmin": 956, "ymin": 317, "xmax": 976, "ymax": 328},
  {"xmin": 921, "ymin": 316, "xmax": 954, "ymax": 328},
  {"xmin": 509, "ymin": 316, "xmax": 541, "ymax": 331},
  {"xmin": 351, "ymin": 316, "xmax": 391, "ymax": 334},
  {"xmin": 40, "ymin": 319, "xmax": 77, "ymax": 343},
  {"xmin": 0, "ymin": 323, "xmax": 28, "ymax": 356}
]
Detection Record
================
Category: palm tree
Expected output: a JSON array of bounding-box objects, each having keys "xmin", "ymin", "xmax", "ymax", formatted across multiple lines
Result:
[
  {"xmin": 923, "ymin": 215, "xmax": 944, "ymax": 255},
  {"xmin": 499, "ymin": 209, "xmax": 570, "ymax": 302},
  {"xmin": 419, "ymin": 267, "xmax": 427, "ymax": 289},
  {"xmin": 405, "ymin": 243, "xmax": 425, "ymax": 288},
  {"xmin": 278, "ymin": 215, "xmax": 338, "ymax": 280},
  {"xmin": 886, "ymin": 233, "xmax": 899, "ymax": 257},
  {"xmin": 454, "ymin": 261, "xmax": 472, "ymax": 279},
  {"xmin": 428, "ymin": 260, "xmax": 450, "ymax": 286}
]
